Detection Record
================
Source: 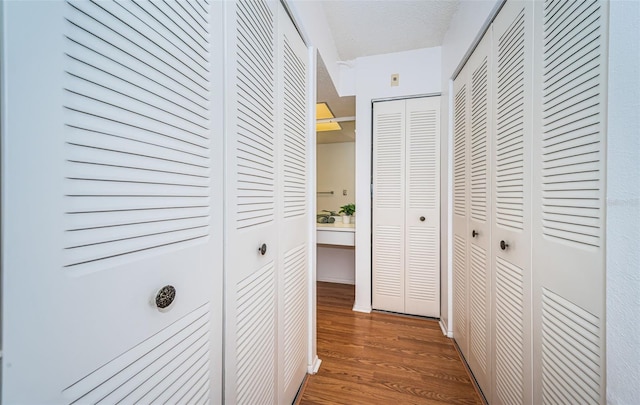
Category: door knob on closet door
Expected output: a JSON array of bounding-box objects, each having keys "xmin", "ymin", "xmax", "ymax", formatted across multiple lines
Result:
[
  {"xmin": 472, "ymin": 230, "xmax": 478, "ymax": 238},
  {"xmin": 258, "ymin": 243, "xmax": 267, "ymax": 255},
  {"xmin": 155, "ymin": 285, "xmax": 176, "ymax": 309},
  {"xmin": 419, "ymin": 216, "xmax": 426, "ymax": 222},
  {"xmin": 500, "ymin": 240, "xmax": 509, "ymax": 250}
]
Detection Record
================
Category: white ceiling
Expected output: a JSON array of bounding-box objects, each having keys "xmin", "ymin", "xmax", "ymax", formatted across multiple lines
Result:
[
  {"xmin": 315, "ymin": 0, "xmax": 459, "ymax": 144},
  {"xmin": 322, "ymin": 0, "xmax": 459, "ymax": 61}
]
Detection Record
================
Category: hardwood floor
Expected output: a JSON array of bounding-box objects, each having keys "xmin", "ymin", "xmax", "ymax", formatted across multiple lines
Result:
[{"xmin": 297, "ymin": 282, "xmax": 483, "ymax": 405}]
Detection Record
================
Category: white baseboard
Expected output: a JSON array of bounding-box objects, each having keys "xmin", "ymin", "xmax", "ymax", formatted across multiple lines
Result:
[
  {"xmin": 352, "ymin": 304, "xmax": 372, "ymax": 313},
  {"xmin": 308, "ymin": 355, "xmax": 322, "ymax": 374},
  {"xmin": 316, "ymin": 276, "xmax": 355, "ymax": 285},
  {"xmin": 439, "ymin": 319, "xmax": 453, "ymax": 338}
]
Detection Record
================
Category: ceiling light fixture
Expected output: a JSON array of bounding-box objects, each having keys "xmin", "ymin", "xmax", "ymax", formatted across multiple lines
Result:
[
  {"xmin": 316, "ymin": 102, "xmax": 334, "ymax": 120},
  {"xmin": 316, "ymin": 122, "xmax": 342, "ymax": 132},
  {"xmin": 316, "ymin": 102, "xmax": 343, "ymax": 132}
]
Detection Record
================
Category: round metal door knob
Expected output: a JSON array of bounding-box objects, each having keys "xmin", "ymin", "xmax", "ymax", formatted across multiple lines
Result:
[
  {"xmin": 500, "ymin": 240, "xmax": 509, "ymax": 250},
  {"xmin": 472, "ymin": 230, "xmax": 478, "ymax": 238},
  {"xmin": 259, "ymin": 243, "xmax": 267, "ymax": 255},
  {"xmin": 155, "ymin": 285, "xmax": 176, "ymax": 309},
  {"xmin": 419, "ymin": 216, "xmax": 426, "ymax": 222}
]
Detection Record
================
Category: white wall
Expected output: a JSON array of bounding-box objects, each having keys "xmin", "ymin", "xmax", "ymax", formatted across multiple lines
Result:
[
  {"xmin": 317, "ymin": 245, "xmax": 355, "ymax": 284},
  {"xmin": 351, "ymin": 46, "xmax": 442, "ymax": 312},
  {"xmin": 438, "ymin": 0, "xmax": 502, "ymax": 334},
  {"xmin": 606, "ymin": 1, "xmax": 640, "ymax": 403},
  {"xmin": 316, "ymin": 142, "xmax": 355, "ymax": 213},
  {"xmin": 286, "ymin": 1, "xmax": 341, "ymax": 92}
]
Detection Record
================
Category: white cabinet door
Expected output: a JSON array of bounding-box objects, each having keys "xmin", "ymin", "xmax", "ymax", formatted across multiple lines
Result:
[
  {"xmin": 372, "ymin": 100, "xmax": 407, "ymax": 313},
  {"xmin": 452, "ymin": 68, "xmax": 470, "ymax": 360},
  {"xmin": 223, "ymin": 0, "xmax": 278, "ymax": 403},
  {"xmin": 466, "ymin": 29, "xmax": 492, "ymax": 399},
  {"xmin": 405, "ymin": 97, "xmax": 440, "ymax": 317},
  {"xmin": 2, "ymin": 1, "xmax": 223, "ymax": 403},
  {"xmin": 491, "ymin": 2, "xmax": 533, "ymax": 404},
  {"xmin": 532, "ymin": 1, "xmax": 608, "ymax": 403},
  {"xmin": 277, "ymin": 5, "xmax": 310, "ymax": 404}
]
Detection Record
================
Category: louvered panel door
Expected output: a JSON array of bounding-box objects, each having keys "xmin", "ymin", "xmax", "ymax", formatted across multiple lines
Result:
[
  {"xmin": 452, "ymin": 67, "xmax": 471, "ymax": 359},
  {"xmin": 223, "ymin": 0, "xmax": 278, "ymax": 404},
  {"xmin": 491, "ymin": 3, "xmax": 533, "ymax": 405},
  {"xmin": 2, "ymin": 1, "xmax": 223, "ymax": 403},
  {"xmin": 465, "ymin": 29, "xmax": 492, "ymax": 399},
  {"xmin": 532, "ymin": 1, "xmax": 608, "ymax": 404},
  {"xmin": 372, "ymin": 100, "xmax": 406, "ymax": 313},
  {"xmin": 277, "ymin": 5, "xmax": 310, "ymax": 404},
  {"xmin": 404, "ymin": 97, "xmax": 440, "ymax": 317}
]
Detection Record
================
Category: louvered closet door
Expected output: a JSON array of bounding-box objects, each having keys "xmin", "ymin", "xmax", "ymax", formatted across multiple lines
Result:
[
  {"xmin": 452, "ymin": 66, "xmax": 471, "ymax": 359},
  {"xmin": 532, "ymin": 1, "xmax": 608, "ymax": 403},
  {"xmin": 2, "ymin": 1, "xmax": 223, "ymax": 403},
  {"xmin": 491, "ymin": 2, "xmax": 533, "ymax": 404},
  {"xmin": 372, "ymin": 100, "xmax": 406, "ymax": 313},
  {"xmin": 465, "ymin": 29, "xmax": 492, "ymax": 400},
  {"xmin": 224, "ymin": 0, "xmax": 278, "ymax": 403},
  {"xmin": 276, "ymin": 5, "xmax": 310, "ymax": 405},
  {"xmin": 404, "ymin": 97, "xmax": 440, "ymax": 317}
]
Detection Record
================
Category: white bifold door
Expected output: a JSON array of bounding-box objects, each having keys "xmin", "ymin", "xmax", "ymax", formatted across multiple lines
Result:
[
  {"xmin": 372, "ymin": 96, "xmax": 440, "ymax": 317},
  {"xmin": 452, "ymin": 27, "xmax": 494, "ymax": 398},
  {"xmin": 452, "ymin": 0, "xmax": 608, "ymax": 403},
  {"xmin": 2, "ymin": 1, "xmax": 224, "ymax": 403},
  {"xmin": 454, "ymin": 2, "xmax": 536, "ymax": 402},
  {"xmin": 491, "ymin": 2, "xmax": 533, "ymax": 404},
  {"xmin": 223, "ymin": 1, "xmax": 310, "ymax": 404},
  {"xmin": 532, "ymin": 1, "xmax": 608, "ymax": 403}
]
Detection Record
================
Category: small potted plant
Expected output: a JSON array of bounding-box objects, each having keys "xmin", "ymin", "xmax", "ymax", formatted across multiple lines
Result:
[{"xmin": 339, "ymin": 203, "xmax": 355, "ymax": 224}]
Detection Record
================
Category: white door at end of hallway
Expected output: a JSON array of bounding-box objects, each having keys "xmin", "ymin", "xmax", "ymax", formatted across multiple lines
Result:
[{"xmin": 372, "ymin": 96, "xmax": 440, "ymax": 318}]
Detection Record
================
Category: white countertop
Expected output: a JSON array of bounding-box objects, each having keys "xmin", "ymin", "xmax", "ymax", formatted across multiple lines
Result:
[{"xmin": 316, "ymin": 223, "xmax": 355, "ymax": 232}]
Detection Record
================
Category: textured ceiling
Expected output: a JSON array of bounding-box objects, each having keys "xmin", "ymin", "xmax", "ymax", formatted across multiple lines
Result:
[
  {"xmin": 315, "ymin": 0, "xmax": 459, "ymax": 144},
  {"xmin": 322, "ymin": 0, "xmax": 459, "ymax": 61}
]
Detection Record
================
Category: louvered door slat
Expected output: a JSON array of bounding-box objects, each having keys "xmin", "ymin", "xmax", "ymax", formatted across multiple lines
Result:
[
  {"xmin": 374, "ymin": 113, "xmax": 404, "ymax": 209},
  {"xmin": 453, "ymin": 87, "xmax": 468, "ymax": 218},
  {"xmin": 453, "ymin": 234, "xmax": 468, "ymax": 341},
  {"xmin": 235, "ymin": 0, "xmax": 275, "ymax": 230},
  {"xmin": 64, "ymin": 0, "xmax": 212, "ymax": 271},
  {"xmin": 283, "ymin": 246, "xmax": 307, "ymax": 390},
  {"xmin": 68, "ymin": 1, "xmax": 209, "ymax": 103},
  {"xmin": 236, "ymin": 264, "xmax": 276, "ymax": 405},
  {"xmin": 63, "ymin": 304, "xmax": 212, "ymax": 404},
  {"xmin": 282, "ymin": 37, "xmax": 308, "ymax": 218},
  {"xmin": 470, "ymin": 58, "xmax": 489, "ymax": 223}
]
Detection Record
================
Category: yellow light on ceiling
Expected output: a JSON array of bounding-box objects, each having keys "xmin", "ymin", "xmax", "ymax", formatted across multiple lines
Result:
[
  {"xmin": 316, "ymin": 102, "xmax": 342, "ymax": 132},
  {"xmin": 316, "ymin": 122, "xmax": 343, "ymax": 132},
  {"xmin": 316, "ymin": 102, "xmax": 334, "ymax": 120}
]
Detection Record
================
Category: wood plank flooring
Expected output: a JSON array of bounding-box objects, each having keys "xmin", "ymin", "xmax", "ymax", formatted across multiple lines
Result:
[{"xmin": 297, "ymin": 282, "xmax": 483, "ymax": 405}]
